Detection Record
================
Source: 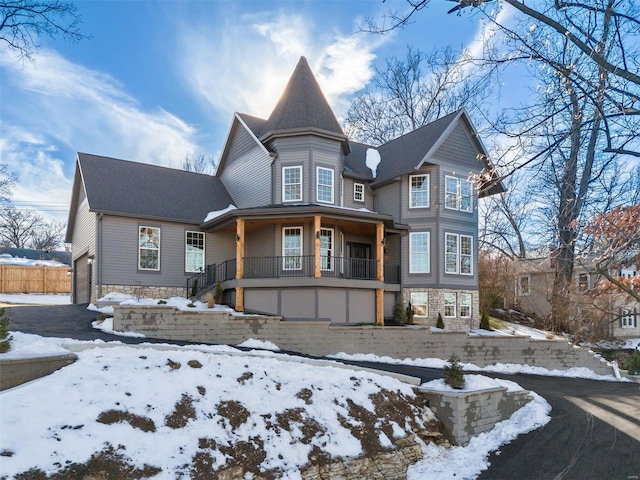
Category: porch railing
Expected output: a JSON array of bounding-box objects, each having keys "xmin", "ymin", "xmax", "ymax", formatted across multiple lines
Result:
[{"xmin": 186, "ymin": 259, "xmax": 236, "ymax": 297}]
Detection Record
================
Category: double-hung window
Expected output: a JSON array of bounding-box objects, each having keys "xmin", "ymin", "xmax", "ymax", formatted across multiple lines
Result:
[
  {"xmin": 185, "ymin": 231, "xmax": 205, "ymax": 273},
  {"xmin": 354, "ymin": 183, "xmax": 364, "ymax": 202},
  {"xmin": 409, "ymin": 174, "xmax": 429, "ymax": 208},
  {"xmin": 444, "ymin": 293, "xmax": 456, "ymax": 318},
  {"xmin": 411, "ymin": 292, "xmax": 428, "ymax": 318},
  {"xmin": 518, "ymin": 276, "xmax": 530, "ymax": 296},
  {"xmin": 283, "ymin": 166, "xmax": 302, "ymax": 202},
  {"xmin": 445, "ymin": 176, "xmax": 473, "ymax": 212},
  {"xmin": 317, "ymin": 167, "xmax": 334, "ymax": 204},
  {"xmin": 283, "ymin": 227, "xmax": 302, "ymax": 270},
  {"xmin": 621, "ymin": 309, "xmax": 634, "ymax": 328},
  {"xmin": 409, "ymin": 232, "xmax": 430, "ymax": 273},
  {"xmin": 460, "ymin": 293, "xmax": 472, "ymax": 317},
  {"xmin": 445, "ymin": 233, "xmax": 473, "ymax": 275},
  {"xmin": 139, "ymin": 226, "xmax": 160, "ymax": 271}
]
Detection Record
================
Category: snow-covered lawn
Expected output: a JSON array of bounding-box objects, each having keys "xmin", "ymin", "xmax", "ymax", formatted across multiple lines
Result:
[
  {"xmin": 0, "ymin": 254, "xmax": 67, "ymax": 268},
  {"xmin": 0, "ymin": 332, "xmax": 551, "ymax": 479},
  {"xmin": 0, "ymin": 293, "xmax": 71, "ymax": 305}
]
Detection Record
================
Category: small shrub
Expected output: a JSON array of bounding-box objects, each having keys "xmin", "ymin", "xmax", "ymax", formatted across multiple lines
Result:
[
  {"xmin": 444, "ymin": 353, "xmax": 465, "ymax": 389},
  {"xmin": 627, "ymin": 349, "xmax": 640, "ymax": 375},
  {"xmin": 204, "ymin": 292, "xmax": 215, "ymax": 309},
  {"xmin": 190, "ymin": 279, "xmax": 199, "ymax": 299},
  {"xmin": 392, "ymin": 301, "xmax": 407, "ymax": 324},
  {"xmin": 0, "ymin": 308, "xmax": 11, "ymax": 354},
  {"xmin": 405, "ymin": 302, "xmax": 414, "ymax": 324},
  {"xmin": 436, "ymin": 312, "xmax": 445, "ymax": 329},
  {"xmin": 480, "ymin": 311, "xmax": 491, "ymax": 330},
  {"xmin": 157, "ymin": 299, "xmax": 167, "ymax": 305},
  {"xmin": 214, "ymin": 281, "xmax": 223, "ymax": 304},
  {"xmin": 187, "ymin": 302, "xmax": 196, "ymax": 308}
]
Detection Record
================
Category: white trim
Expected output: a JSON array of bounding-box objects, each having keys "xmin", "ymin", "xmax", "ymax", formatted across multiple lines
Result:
[
  {"xmin": 316, "ymin": 166, "xmax": 334, "ymax": 204},
  {"xmin": 409, "ymin": 174, "xmax": 430, "ymax": 208},
  {"xmin": 444, "ymin": 292, "xmax": 457, "ymax": 318},
  {"xmin": 282, "ymin": 165, "xmax": 302, "ymax": 202},
  {"xmin": 445, "ymin": 233, "xmax": 473, "ymax": 276},
  {"xmin": 411, "ymin": 291, "xmax": 429, "ymax": 318},
  {"xmin": 354, "ymin": 182, "xmax": 365, "ymax": 202},
  {"xmin": 409, "ymin": 231, "xmax": 430, "ymax": 274},
  {"xmin": 138, "ymin": 226, "xmax": 160, "ymax": 271},
  {"xmin": 517, "ymin": 275, "xmax": 531, "ymax": 296},
  {"xmin": 460, "ymin": 292, "xmax": 471, "ymax": 318}
]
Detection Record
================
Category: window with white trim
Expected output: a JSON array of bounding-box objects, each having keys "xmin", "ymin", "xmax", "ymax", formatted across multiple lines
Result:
[
  {"xmin": 445, "ymin": 176, "xmax": 473, "ymax": 212},
  {"xmin": 283, "ymin": 227, "xmax": 302, "ymax": 270},
  {"xmin": 444, "ymin": 292, "xmax": 456, "ymax": 318},
  {"xmin": 409, "ymin": 232, "xmax": 430, "ymax": 273},
  {"xmin": 320, "ymin": 228, "xmax": 333, "ymax": 271},
  {"xmin": 409, "ymin": 174, "xmax": 430, "ymax": 208},
  {"xmin": 354, "ymin": 182, "xmax": 364, "ymax": 202},
  {"xmin": 578, "ymin": 273, "xmax": 590, "ymax": 292},
  {"xmin": 518, "ymin": 276, "xmax": 530, "ymax": 296},
  {"xmin": 445, "ymin": 233, "xmax": 473, "ymax": 275},
  {"xmin": 139, "ymin": 226, "xmax": 160, "ymax": 271},
  {"xmin": 621, "ymin": 309, "xmax": 634, "ymax": 328},
  {"xmin": 283, "ymin": 166, "xmax": 302, "ymax": 202},
  {"xmin": 411, "ymin": 292, "xmax": 428, "ymax": 318},
  {"xmin": 460, "ymin": 293, "xmax": 471, "ymax": 318},
  {"xmin": 317, "ymin": 167, "xmax": 334, "ymax": 204},
  {"xmin": 185, "ymin": 231, "xmax": 205, "ymax": 272}
]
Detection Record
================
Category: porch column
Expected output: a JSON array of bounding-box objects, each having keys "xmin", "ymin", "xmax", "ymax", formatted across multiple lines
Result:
[
  {"xmin": 314, "ymin": 215, "xmax": 321, "ymax": 278},
  {"xmin": 376, "ymin": 222, "xmax": 384, "ymax": 282},
  {"xmin": 376, "ymin": 288, "xmax": 384, "ymax": 326},
  {"xmin": 235, "ymin": 218, "xmax": 245, "ymax": 312}
]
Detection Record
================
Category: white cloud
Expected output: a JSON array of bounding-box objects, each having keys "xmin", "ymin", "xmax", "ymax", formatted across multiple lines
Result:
[
  {"xmin": 177, "ymin": 11, "xmax": 386, "ymax": 122},
  {"xmin": 0, "ymin": 47, "xmax": 199, "ymax": 168}
]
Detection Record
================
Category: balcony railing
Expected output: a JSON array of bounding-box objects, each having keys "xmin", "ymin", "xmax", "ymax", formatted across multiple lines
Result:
[{"xmin": 186, "ymin": 259, "xmax": 236, "ymax": 297}]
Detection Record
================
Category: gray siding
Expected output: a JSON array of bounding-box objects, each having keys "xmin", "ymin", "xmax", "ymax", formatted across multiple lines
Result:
[
  {"xmin": 206, "ymin": 231, "xmax": 236, "ymax": 265},
  {"xmin": 374, "ymin": 182, "xmax": 401, "ymax": 218},
  {"xmin": 220, "ymin": 123, "xmax": 271, "ymax": 208},
  {"xmin": 71, "ymin": 195, "xmax": 95, "ymax": 261},
  {"xmin": 343, "ymin": 177, "xmax": 373, "ymax": 210},
  {"xmin": 400, "ymin": 165, "xmax": 438, "ymax": 224},
  {"xmin": 433, "ymin": 122, "xmax": 482, "ymax": 172},
  {"xmin": 246, "ymin": 225, "xmax": 276, "ymax": 258}
]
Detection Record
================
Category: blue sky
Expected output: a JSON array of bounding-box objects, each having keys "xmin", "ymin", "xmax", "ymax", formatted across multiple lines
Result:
[{"xmin": 0, "ymin": 0, "xmax": 502, "ymax": 224}]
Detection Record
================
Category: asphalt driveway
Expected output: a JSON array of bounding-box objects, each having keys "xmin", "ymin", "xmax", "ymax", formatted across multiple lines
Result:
[{"xmin": 4, "ymin": 304, "xmax": 640, "ymax": 480}]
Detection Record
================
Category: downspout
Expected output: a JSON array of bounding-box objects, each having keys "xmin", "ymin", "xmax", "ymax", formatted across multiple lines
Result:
[{"xmin": 97, "ymin": 213, "xmax": 103, "ymax": 299}]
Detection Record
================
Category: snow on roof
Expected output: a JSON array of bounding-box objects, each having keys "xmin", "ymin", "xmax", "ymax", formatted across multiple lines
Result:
[
  {"xmin": 204, "ymin": 204, "xmax": 237, "ymax": 223},
  {"xmin": 365, "ymin": 148, "xmax": 381, "ymax": 178}
]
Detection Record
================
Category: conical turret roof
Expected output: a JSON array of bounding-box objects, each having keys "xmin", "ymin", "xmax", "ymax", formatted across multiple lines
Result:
[{"xmin": 261, "ymin": 57, "xmax": 345, "ymax": 138}]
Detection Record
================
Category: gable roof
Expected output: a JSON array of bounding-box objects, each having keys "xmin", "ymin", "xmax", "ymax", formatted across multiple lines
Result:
[{"xmin": 69, "ymin": 153, "xmax": 234, "ymax": 230}]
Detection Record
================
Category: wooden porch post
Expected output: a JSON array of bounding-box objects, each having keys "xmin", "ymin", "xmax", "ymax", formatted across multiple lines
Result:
[
  {"xmin": 376, "ymin": 223, "xmax": 385, "ymax": 326},
  {"xmin": 314, "ymin": 215, "xmax": 321, "ymax": 278},
  {"xmin": 235, "ymin": 218, "xmax": 245, "ymax": 312}
]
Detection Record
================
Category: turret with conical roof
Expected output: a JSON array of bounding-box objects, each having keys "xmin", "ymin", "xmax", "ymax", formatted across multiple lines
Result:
[{"xmin": 260, "ymin": 57, "xmax": 348, "ymax": 152}]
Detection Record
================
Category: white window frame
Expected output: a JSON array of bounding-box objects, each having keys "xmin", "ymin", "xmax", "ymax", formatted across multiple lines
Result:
[
  {"xmin": 444, "ymin": 292, "xmax": 457, "ymax": 318},
  {"xmin": 518, "ymin": 276, "xmax": 531, "ymax": 296},
  {"xmin": 282, "ymin": 166, "xmax": 302, "ymax": 202},
  {"xmin": 411, "ymin": 292, "xmax": 428, "ymax": 318},
  {"xmin": 409, "ymin": 232, "xmax": 430, "ymax": 274},
  {"xmin": 621, "ymin": 309, "xmax": 634, "ymax": 328},
  {"xmin": 316, "ymin": 166, "xmax": 334, "ymax": 204},
  {"xmin": 409, "ymin": 174, "xmax": 430, "ymax": 209},
  {"xmin": 354, "ymin": 182, "xmax": 365, "ymax": 202},
  {"xmin": 320, "ymin": 228, "xmax": 334, "ymax": 271},
  {"xmin": 445, "ymin": 176, "xmax": 473, "ymax": 212},
  {"xmin": 138, "ymin": 226, "xmax": 160, "ymax": 271},
  {"xmin": 578, "ymin": 273, "xmax": 590, "ymax": 292},
  {"xmin": 282, "ymin": 226, "xmax": 303, "ymax": 270},
  {"xmin": 185, "ymin": 231, "xmax": 205, "ymax": 273},
  {"xmin": 460, "ymin": 293, "xmax": 472, "ymax": 318},
  {"xmin": 445, "ymin": 233, "xmax": 473, "ymax": 276}
]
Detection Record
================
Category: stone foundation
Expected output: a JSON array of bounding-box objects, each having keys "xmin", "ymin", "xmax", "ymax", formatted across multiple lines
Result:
[
  {"xmin": 99, "ymin": 284, "xmax": 187, "ymax": 302},
  {"xmin": 402, "ymin": 288, "xmax": 480, "ymax": 330}
]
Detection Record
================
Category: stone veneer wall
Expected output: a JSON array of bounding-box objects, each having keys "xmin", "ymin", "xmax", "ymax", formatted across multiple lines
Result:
[
  {"xmin": 99, "ymin": 285, "xmax": 187, "ymax": 302},
  {"xmin": 402, "ymin": 288, "xmax": 480, "ymax": 330},
  {"xmin": 113, "ymin": 306, "xmax": 613, "ymax": 375}
]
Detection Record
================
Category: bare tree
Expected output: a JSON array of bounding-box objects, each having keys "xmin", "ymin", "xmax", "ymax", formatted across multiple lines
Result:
[
  {"xmin": 181, "ymin": 152, "xmax": 215, "ymax": 174},
  {"xmin": 31, "ymin": 220, "xmax": 65, "ymax": 250},
  {"xmin": 344, "ymin": 46, "xmax": 493, "ymax": 145},
  {"xmin": 0, "ymin": 206, "xmax": 44, "ymax": 248},
  {"xmin": 0, "ymin": 164, "xmax": 16, "ymax": 207}
]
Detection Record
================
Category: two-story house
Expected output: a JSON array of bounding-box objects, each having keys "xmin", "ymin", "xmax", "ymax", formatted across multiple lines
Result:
[{"xmin": 66, "ymin": 56, "xmax": 503, "ymax": 329}]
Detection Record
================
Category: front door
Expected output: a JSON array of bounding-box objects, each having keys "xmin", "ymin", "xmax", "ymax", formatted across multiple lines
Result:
[{"xmin": 347, "ymin": 242, "xmax": 371, "ymax": 279}]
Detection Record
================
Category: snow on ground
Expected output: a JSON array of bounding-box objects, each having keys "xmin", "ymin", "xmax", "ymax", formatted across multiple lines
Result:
[
  {"xmin": 329, "ymin": 352, "xmax": 627, "ymax": 382},
  {"xmin": 0, "ymin": 333, "xmax": 551, "ymax": 479},
  {"xmin": 238, "ymin": 338, "xmax": 281, "ymax": 351},
  {"xmin": 88, "ymin": 293, "xmax": 248, "ymax": 316},
  {"xmin": 0, "ymin": 254, "xmax": 67, "ymax": 268},
  {"xmin": 92, "ymin": 317, "xmax": 146, "ymax": 338},
  {"xmin": 0, "ymin": 293, "xmax": 71, "ymax": 305},
  {"xmin": 623, "ymin": 338, "xmax": 640, "ymax": 349}
]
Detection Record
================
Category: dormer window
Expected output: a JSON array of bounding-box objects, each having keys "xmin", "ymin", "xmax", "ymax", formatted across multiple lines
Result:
[
  {"xmin": 354, "ymin": 183, "xmax": 365, "ymax": 202},
  {"xmin": 317, "ymin": 167, "xmax": 334, "ymax": 204},
  {"xmin": 283, "ymin": 166, "xmax": 302, "ymax": 202}
]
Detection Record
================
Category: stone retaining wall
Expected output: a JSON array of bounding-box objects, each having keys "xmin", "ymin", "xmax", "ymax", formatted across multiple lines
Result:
[
  {"xmin": 0, "ymin": 353, "xmax": 77, "ymax": 390},
  {"xmin": 114, "ymin": 306, "xmax": 613, "ymax": 376}
]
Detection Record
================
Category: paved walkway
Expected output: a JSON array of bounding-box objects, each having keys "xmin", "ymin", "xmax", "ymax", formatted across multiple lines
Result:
[{"xmin": 5, "ymin": 304, "xmax": 640, "ymax": 480}]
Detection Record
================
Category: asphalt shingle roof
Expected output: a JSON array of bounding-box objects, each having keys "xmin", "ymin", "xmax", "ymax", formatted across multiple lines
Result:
[{"xmin": 77, "ymin": 153, "xmax": 234, "ymax": 224}]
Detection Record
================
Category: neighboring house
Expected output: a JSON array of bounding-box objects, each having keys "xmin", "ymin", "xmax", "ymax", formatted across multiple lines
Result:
[
  {"xmin": 66, "ymin": 57, "xmax": 503, "ymax": 328},
  {"xmin": 0, "ymin": 247, "xmax": 71, "ymax": 266},
  {"xmin": 510, "ymin": 257, "xmax": 639, "ymax": 339}
]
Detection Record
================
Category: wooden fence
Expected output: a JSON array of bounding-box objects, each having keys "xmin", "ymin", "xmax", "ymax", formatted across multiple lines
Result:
[{"xmin": 0, "ymin": 265, "xmax": 71, "ymax": 294}]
